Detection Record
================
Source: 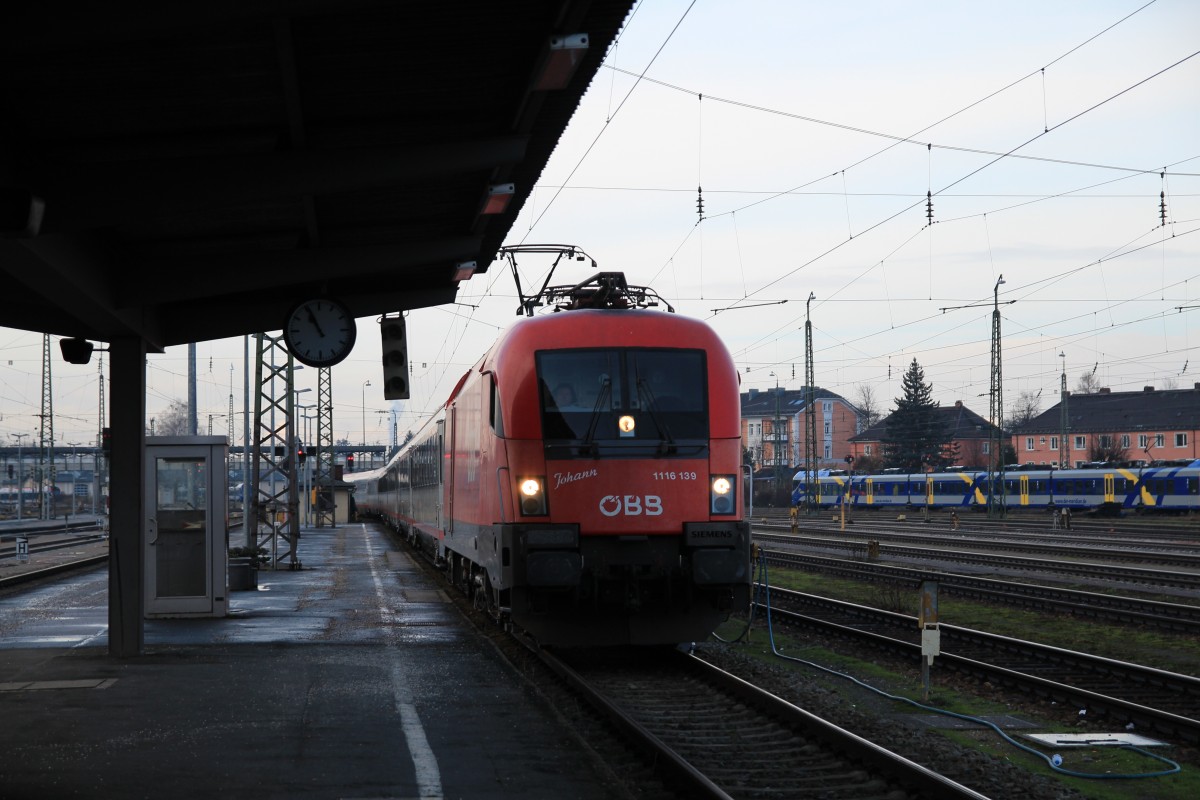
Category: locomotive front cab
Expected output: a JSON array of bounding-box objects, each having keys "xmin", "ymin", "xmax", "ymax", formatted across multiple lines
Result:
[{"xmin": 503, "ymin": 337, "xmax": 750, "ymax": 644}]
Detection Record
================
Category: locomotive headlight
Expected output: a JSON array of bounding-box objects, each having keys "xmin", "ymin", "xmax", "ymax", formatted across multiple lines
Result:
[
  {"xmin": 710, "ymin": 474, "xmax": 735, "ymax": 515},
  {"xmin": 519, "ymin": 476, "xmax": 548, "ymax": 516},
  {"xmin": 618, "ymin": 415, "xmax": 636, "ymax": 437}
]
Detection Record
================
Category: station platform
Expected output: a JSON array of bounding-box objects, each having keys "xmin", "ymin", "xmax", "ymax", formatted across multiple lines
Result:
[{"xmin": 0, "ymin": 522, "xmax": 623, "ymax": 800}]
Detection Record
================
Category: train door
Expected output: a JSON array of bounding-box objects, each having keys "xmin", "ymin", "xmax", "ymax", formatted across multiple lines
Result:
[
  {"xmin": 1103, "ymin": 473, "xmax": 1115, "ymax": 504},
  {"xmin": 1019, "ymin": 475, "xmax": 1029, "ymax": 507},
  {"xmin": 925, "ymin": 476, "xmax": 934, "ymax": 507},
  {"xmin": 440, "ymin": 417, "xmax": 450, "ymax": 534},
  {"xmin": 866, "ymin": 477, "xmax": 874, "ymax": 505}
]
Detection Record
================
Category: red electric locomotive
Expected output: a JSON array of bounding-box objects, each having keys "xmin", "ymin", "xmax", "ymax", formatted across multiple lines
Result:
[{"xmin": 351, "ymin": 271, "xmax": 751, "ymax": 647}]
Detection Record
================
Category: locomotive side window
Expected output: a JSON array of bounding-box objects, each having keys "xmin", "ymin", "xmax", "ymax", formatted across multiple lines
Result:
[{"xmin": 488, "ymin": 373, "xmax": 504, "ymax": 436}]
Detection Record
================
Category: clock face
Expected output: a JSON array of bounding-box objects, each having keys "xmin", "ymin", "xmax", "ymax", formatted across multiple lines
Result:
[{"xmin": 283, "ymin": 298, "xmax": 357, "ymax": 367}]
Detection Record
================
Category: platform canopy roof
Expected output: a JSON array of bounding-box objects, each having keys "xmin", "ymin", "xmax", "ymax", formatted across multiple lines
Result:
[{"xmin": 1, "ymin": 1, "xmax": 634, "ymax": 352}]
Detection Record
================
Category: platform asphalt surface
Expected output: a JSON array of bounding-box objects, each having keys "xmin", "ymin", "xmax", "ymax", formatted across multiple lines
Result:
[{"xmin": 0, "ymin": 523, "xmax": 624, "ymax": 799}]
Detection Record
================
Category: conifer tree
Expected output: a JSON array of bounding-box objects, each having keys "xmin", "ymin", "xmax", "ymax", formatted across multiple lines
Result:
[{"xmin": 882, "ymin": 359, "xmax": 953, "ymax": 471}]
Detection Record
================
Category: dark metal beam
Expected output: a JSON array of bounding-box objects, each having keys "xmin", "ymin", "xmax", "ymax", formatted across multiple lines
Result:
[{"xmin": 29, "ymin": 137, "xmax": 529, "ymax": 233}]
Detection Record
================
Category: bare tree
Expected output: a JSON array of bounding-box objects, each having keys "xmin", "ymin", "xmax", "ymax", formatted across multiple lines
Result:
[
  {"xmin": 853, "ymin": 383, "xmax": 883, "ymax": 430},
  {"xmin": 1088, "ymin": 435, "xmax": 1128, "ymax": 464},
  {"xmin": 1075, "ymin": 369, "xmax": 1102, "ymax": 395},
  {"xmin": 152, "ymin": 400, "xmax": 192, "ymax": 436},
  {"xmin": 1008, "ymin": 390, "xmax": 1042, "ymax": 428},
  {"xmin": 1161, "ymin": 376, "xmax": 1179, "ymax": 390}
]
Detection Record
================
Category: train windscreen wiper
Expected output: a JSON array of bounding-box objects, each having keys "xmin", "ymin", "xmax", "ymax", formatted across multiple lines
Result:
[
  {"xmin": 636, "ymin": 377, "xmax": 676, "ymax": 454},
  {"xmin": 580, "ymin": 377, "xmax": 612, "ymax": 456}
]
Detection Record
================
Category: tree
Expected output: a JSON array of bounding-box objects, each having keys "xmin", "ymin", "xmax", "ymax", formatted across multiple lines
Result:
[
  {"xmin": 853, "ymin": 452, "xmax": 884, "ymax": 473},
  {"xmin": 1075, "ymin": 369, "xmax": 1102, "ymax": 395},
  {"xmin": 1008, "ymin": 390, "xmax": 1041, "ymax": 428},
  {"xmin": 881, "ymin": 359, "xmax": 952, "ymax": 472},
  {"xmin": 151, "ymin": 400, "xmax": 192, "ymax": 436},
  {"xmin": 1088, "ymin": 435, "xmax": 1128, "ymax": 464},
  {"xmin": 853, "ymin": 383, "xmax": 883, "ymax": 430}
]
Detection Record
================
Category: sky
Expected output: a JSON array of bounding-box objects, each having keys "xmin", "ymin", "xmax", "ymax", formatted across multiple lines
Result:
[{"xmin": 2, "ymin": 0, "xmax": 1198, "ymax": 451}]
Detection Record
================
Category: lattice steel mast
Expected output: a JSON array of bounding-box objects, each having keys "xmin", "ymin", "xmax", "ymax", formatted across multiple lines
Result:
[
  {"xmin": 314, "ymin": 366, "xmax": 334, "ymax": 528},
  {"xmin": 248, "ymin": 334, "xmax": 300, "ymax": 568},
  {"xmin": 1058, "ymin": 352, "xmax": 1069, "ymax": 469},
  {"xmin": 803, "ymin": 292, "xmax": 818, "ymax": 514},
  {"xmin": 96, "ymin": 354, "xmax": 105, "ymax": 514},
  {"xmin": 987, "ymin": 276, "xmax": 1006, "ymax": 519},
  {"xmin": 40, "ymin": 333, "xmax": 55, "ymax": 519}
]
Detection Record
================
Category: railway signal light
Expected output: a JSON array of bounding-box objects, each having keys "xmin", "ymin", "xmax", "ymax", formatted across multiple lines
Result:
[
  {"xmin": 101, "ymin": 427, "xmax": 111, "ymax": 455},
  {"xmin": 297, "ymin": 445, "xmax": 306, "ymax": 465},
  {"xmin": 380, "ymin": 315, "xmax": 410, "ymax": 400},
  {"xmin": 346, "ymin": 454, "xmax": 354, "ymax": 471}
]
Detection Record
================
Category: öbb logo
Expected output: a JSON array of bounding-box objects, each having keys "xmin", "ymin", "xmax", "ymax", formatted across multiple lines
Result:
[{"xmin": 598, "ymin": 495, "xmax": 663, "ymax": 517}]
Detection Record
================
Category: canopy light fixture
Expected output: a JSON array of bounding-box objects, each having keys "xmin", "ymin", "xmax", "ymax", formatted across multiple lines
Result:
[
  {"xmin": 452, "ymin": 261, "xmax": 477, "ymax": 282},
  {"xmin": 481, "ymin": 183, "xmax": 515, "ymax": 215},
  {"xmin": 533, "ymin": 33, "xmax": 589, "ymax": 91}
]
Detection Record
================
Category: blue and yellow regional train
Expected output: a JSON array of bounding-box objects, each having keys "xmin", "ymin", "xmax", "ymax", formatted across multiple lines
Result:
[{"xmin": 792, "ymin": 460, "xmax": 1200, "ymax": 515}]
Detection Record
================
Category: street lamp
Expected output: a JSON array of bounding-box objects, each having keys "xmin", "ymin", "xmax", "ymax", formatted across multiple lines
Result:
[{"xmin": 10, "ymin": 433, "xmax": 28, "ymax": 520}]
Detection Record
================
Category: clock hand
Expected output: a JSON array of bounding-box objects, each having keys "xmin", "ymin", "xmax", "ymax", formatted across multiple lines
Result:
[{"xmin": 306, "ymin": 306, "xmax": 327, "ymax": 337}]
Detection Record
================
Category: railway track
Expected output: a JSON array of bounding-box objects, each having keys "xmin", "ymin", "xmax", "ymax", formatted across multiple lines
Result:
[
  {"xmin": 533, "ymin": 644, "xmax": 991, "ymax": 800},
  {"xmin": 755, "ymin": 530, "xmax": 1200, "ymax": 592},
  {"xmin": 757, "ymin": 523, "xmax": 1200, "ymax": 569},
  {"xmin": 755, "ymin": 507, "xmax": 1200, "ymax": 538},
  {"xmin": 758, "ymin": 586, "xmax": 1200, "ymax": 744},
  {"xmin": 759, "ymin": 547, "xmax": 1200, "ymax": 633},
  {"xmin": 382, "ymin": 523, "xmax": 1012, "ymax": 797}
]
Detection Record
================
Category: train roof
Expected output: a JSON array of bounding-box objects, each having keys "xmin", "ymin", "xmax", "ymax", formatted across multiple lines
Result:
[{"xmin": 790, "ymin": 459, "xmax": 1200, "ymax": 482}]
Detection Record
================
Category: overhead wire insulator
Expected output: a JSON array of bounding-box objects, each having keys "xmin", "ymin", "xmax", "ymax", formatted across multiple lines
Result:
[
  {"xmin": 1159, "ymin": 190, "xmax": 1167, "ymax": 227},
  {"xmin": 925, "ymin": 190, "xmax": 933, "ymax": 225},
  {"xmin": 696, "ymin": 185, "xmax": 704, "ymax": 222}
]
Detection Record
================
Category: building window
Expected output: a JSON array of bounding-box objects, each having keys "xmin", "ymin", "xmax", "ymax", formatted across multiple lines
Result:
[
  {"xmin": 1099, "ymin": 434, "xmax": 1112, "ymax": 448},
  {"xmin": 1156, "ymin": 433, "xmax": 1164, "ymax": 448},
  {"xmin": 864, "ymin": 444, "xmax": 873, "ymax": 456},
  {"xmin": 1074, "ymin": 435, "xmax": 1086, "ymax": 450},
  {"xmin": 824, "ymin": 422, "xmax": 830, "ymax": 435},
  {"xmin": 1138, "ymin": 434, "xmax": 1148, "ymax": 449},
  {"xmin": 1025, "ymin": 437, "xmax": 1034, "ymax": 451},
  {"xmin": 823, "ymin": 445, "xmax": 831, "ymax": 458},
  {"xmin": 1050, "ymin": 436, "xmax": 1058, "ymax": 450},
  {"xmin": 1176, "ymin": 433, "xmax": 1189, "ymax": 447},
  {"xmin": 823, "ymin": 401, "xmax": 832, "ymax": 412},
  {"xmin": 1120, "ymin": 434, "xmax": 1130, "ymax": 448},
  {"xmin": 982, "ymin": 442, "xmax": 990, "ymax": 454}
]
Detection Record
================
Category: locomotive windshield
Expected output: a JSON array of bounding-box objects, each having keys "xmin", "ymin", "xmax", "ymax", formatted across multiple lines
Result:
[{"xmin": 538, "ymin": 348, "xmax": 708, "ymax": 457}]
